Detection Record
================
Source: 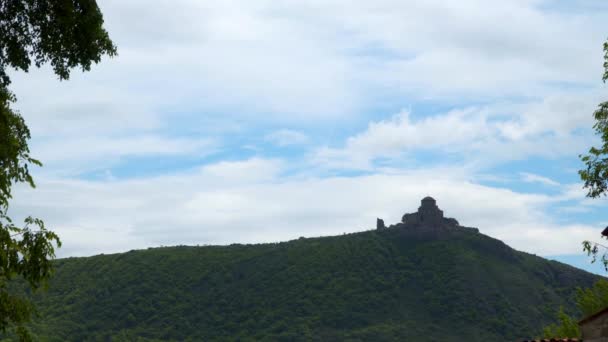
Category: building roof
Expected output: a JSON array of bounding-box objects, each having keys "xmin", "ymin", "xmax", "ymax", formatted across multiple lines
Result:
[
  {"xmin": 421, "ymin": 196, "xmax": 435, "ymax": 202},
  {"xmin": 579, "ymin": 306, "xmax": 608, "ymax": 325},
  {"xmin": 521, "ymin": 339, "xmax": 581, "ymax": 342}
]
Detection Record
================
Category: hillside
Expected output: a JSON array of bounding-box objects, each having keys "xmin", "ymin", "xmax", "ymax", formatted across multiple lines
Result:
[{"xmin": 20, "ymin": 224, "xmax": 600, "ymax": 341}]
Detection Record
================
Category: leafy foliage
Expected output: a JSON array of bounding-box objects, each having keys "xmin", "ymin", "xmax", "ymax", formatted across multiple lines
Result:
[
  {"xmin": 542, "ymin": 307, "xmax": 581, "ymax": 338},
  {"xmin": 579, "ymin": 99, "xmax": 608, "ymax": 198},
  {"xmin": 0, "ymin": 83, "xmax": 61, "ymax": 338},
  {"xmin": 579, "ymin": 38, "xmax": 608, "ymax": 273},
  {"xmin": 0, "ymin": 0, "xmax": 115, "ymax": 337},
  {"xmin": 543, "ymin": 279, "xmax": 608, "ymax": 338},
  {"xmin": 575, "ymin": 279, "xmax": 608, "ymax": 317},
  {"xmin": 582, "ymin": 240, "xmax": 608, "ymax": 271},
  {"xmin": 580, "ymin": 38, "xmax": 608, "ymax": 199},
  {"xmin": 11, "ymin": 228, "xmax": 599, "ymax": 341},
  {"xmin": 0, "ymin": 0, "xmax": 117, "ymax": 87}
]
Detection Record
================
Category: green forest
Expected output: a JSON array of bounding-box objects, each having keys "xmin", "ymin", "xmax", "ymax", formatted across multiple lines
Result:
[{"xmin": 6, "ymin": 226, "xmax": 600, "ymax": 341}]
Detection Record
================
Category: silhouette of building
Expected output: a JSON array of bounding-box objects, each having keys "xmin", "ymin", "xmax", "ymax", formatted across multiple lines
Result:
[
  {"xmin": 402, "ymin": 196, "xmax": 445, "ymax": 226},
  {"xmin": 375, "ymin": 196, "xmax": 476, "ymax": 233}
]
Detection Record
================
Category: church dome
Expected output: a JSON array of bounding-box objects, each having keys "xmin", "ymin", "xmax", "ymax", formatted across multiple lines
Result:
[{"xmin": 421, "ymin": 196, "xmax": 436, "ymax": 203}]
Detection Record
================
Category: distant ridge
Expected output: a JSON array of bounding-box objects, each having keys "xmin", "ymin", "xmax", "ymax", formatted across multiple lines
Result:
[{"xmin": 20, "ymin": 198, "xmax": 601, "ymax": 341}]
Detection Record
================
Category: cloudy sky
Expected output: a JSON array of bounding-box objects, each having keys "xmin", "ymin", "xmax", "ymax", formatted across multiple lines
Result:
[{"xmin": 6, "ymin": 0, "xmax": 608, "ymax": 273}]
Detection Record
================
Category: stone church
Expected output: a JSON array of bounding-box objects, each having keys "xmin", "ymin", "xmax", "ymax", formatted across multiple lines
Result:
[
  {"xmin": 377, "ymin": 196, "xmax": 473, "ymax": 232},
  {"xmin": 402, "ymin": 196, "xmax": 447, "ymax": 227}
]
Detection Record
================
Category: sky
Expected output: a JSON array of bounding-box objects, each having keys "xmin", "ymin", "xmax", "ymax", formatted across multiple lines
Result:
[{"xmin": 5, "ymin": 0, "xmax": 608, "ymax": 274}]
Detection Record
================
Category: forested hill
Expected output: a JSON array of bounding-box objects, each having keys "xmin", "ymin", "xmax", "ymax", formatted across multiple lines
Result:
[{"xmin": 26, "ymin": 226, "xmax": 599, "ymax": 341}]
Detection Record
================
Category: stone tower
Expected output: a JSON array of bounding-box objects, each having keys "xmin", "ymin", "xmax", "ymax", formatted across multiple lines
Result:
[
  {"xmin": 418, "ymin": 196, "xmax": 444, "ymax": 225},
  {"xmin": 402, "ymin": 196, "xmax": 444, "ymax": 226}
]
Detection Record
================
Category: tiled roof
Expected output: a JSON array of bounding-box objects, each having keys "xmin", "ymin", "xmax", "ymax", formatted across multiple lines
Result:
[
  {"xmin": 522, "ymin": 339, "xmax": 581, "ymax": 342},
  {"xmin": 579, "ymin": 306, "xmax": 608, "ymax": 325}
]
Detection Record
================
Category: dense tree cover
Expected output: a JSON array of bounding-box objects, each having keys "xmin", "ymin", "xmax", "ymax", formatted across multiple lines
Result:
[
  {"xmin": 0, "ymin": 0, "xmax": 115, "ymax": 338},
  {"xmin": 543, "ymin": 308, "xmax": 581, "ymax": 339},
  {"xmin": 4, "ymin": 227, "xmax": 598, "ymax": 341},
  {"xmin": 543, "ymin": 279, "xmax": 608, "ymax": 338}
]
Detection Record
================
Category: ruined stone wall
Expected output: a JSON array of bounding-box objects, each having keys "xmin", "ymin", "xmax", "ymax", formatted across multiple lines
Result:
[
  {"xmin": 418, "ymin": 207, "xmax": 443, "ymax": 225},
  {"xmin": 581, "ymin": 313, "xmax": 608, "ymax": 341},
  {"xmin": 376, "ymin": 218, "xmax": 386, "ymax": 230},
  {"xmin": 402, "ymin": 213, "xmax": 420, "ymax": 225}
]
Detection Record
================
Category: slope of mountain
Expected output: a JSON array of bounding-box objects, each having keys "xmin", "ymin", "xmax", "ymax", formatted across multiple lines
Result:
[{"xmin": 23, "ymin": 224, "xmax": 599, "ymax": 341}]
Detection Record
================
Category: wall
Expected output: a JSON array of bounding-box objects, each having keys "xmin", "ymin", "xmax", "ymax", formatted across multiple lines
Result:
[{"xmin": 581, "ymin": 312, "xmax": 608, "ymax": 342}]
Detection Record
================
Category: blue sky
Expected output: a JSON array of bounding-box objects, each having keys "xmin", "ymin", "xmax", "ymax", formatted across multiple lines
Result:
[{"xmin": 5, "ymin": 0, "xmax": 608, "ymax": 274}]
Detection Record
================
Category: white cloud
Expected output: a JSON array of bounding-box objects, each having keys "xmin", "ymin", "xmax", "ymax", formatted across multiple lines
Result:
[
  {"xmin": 24, "ymin": 135, "xmax": 217, "ymax": 177},
  {"xmin": 198, "ymin": 158, "xmax": 284, "ymax": 185},
  {"xmin": 4, "ymin": 0, "xmax": 604, "ymax": 179},
  {"xmin": 264, "ymin": 129, "xmax": 309, "ymax": 146},
  {"xmin": 34, "ymin": 136, "xmax": 216, "ymax": 163},
  {"xmin": 313, "ymin": 91, "xmax": 601, "ymax": 170},
  {"xmin": 3, "ymin": 0, "xmax": 607, "ymax": 263},
  {"xmin": 8, "ymin": 0, "xmax": 607, "ymax": 128},
  {"xmin": 520, "ymin": 172, "xmax": 560, "ymax": 186},
  {"xmin": 312, "ymin": 108, "xmax": 491, "ymax": 169},
  {"xmin": 8, "ymin": 158, "xmax": 603, "ymax": 257}
]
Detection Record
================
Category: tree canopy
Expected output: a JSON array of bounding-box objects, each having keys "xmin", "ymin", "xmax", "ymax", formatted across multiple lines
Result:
[
  {"xmin": 0, "ymin": 0, "xmax": 116, "ymax": 87},
  {"xmin": 8, "ymin": 229, "xmax": 599, "ymax": 340},
  {"xmin": 580, "ymin": 38, "xmax": 608, "ymax": 271},
  {"xmin": 0, "ymin": 0, "xmax": 115, "ymax": 339},
  {"xmin": 543, "ymin": 279, "xmax": 608, "ymax": 338},
  {"xmin": 579, "ymin": 39, "xmax": 608, "ymax": 198}
]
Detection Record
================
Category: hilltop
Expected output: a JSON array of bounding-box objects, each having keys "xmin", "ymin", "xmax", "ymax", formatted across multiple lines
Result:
[{"xmin": 20, "ymin": 198, "xmax": 602, "ymax": 341}]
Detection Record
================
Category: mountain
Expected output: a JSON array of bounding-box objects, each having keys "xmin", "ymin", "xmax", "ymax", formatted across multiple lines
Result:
[{"xmin": 17, "ymin": 198, "xmax": 602, "ymax": 341}]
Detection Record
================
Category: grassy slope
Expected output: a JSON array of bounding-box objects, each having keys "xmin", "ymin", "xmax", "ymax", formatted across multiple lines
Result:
[{"xmin": 26, "ymin": 227, "xmax": 599, "ymax": 341}]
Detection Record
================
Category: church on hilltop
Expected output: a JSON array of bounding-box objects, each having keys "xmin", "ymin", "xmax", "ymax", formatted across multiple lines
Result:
[{"xmin": 377, "ymin": 196, "xmax": 475, "ymax": 233}]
